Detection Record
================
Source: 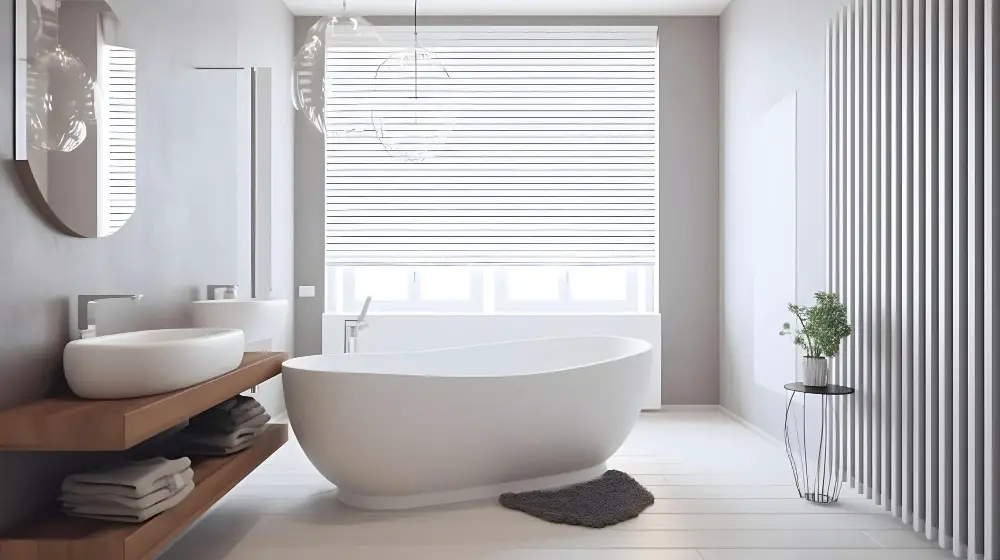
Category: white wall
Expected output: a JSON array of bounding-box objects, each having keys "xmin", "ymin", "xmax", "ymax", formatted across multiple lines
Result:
[
  {"xmin": 235, "ymin": 0, "xmax": 297, "ymax": 413},
  {"xmin": 323, "ymin": 314, "xmax": 662, "ymax": 410},
  {"xmin": 720, "ymin": 0, "xmax": 850, "ymax": 437},
  {"xmin": 295, "ymin": 17, "xmax": 720, "ymax": 406}
]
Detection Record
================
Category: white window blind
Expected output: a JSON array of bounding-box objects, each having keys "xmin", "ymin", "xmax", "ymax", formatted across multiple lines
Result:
[
  {"xmin": 100, "ymin": 44, "xmax": 136, "ymax": 236},
  {"xmin": 325, "ymin": 26, "xmax": 658, "ymax": 266}
]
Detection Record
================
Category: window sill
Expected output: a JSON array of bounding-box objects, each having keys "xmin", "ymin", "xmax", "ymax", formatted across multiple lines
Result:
[{"xmin": 323, "ymin": 311, "xmax": 661, "ymax": 317}]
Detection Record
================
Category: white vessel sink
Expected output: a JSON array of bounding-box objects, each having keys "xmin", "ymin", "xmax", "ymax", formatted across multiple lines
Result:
[
  {"xmin": 191, "ymin": 299, "xmax": 288, "ymax": 344},
  {"xmin": 64, "ymin": 329, "xmax": 245, "ymax": 399}
]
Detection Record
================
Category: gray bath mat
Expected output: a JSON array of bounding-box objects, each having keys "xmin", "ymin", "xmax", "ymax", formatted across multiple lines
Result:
[{"xmin": 498, "ymin": 470, "xmax": 655, "ymax": 528}]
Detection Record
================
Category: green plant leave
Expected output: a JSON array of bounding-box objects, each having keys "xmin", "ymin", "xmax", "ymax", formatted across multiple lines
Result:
[{"xmin": 778, "ymin": 291, "xmax": 853, "ymax": 358}]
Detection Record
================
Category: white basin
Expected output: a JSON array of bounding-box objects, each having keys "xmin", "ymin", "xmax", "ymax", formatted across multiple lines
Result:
[
  {"xmin": 64, "ymin": 328, "xmax": 245, "ymax": 399},
  {"xmin": 191, "ymin": 299, "xmax": 288, "ymax": 344}
]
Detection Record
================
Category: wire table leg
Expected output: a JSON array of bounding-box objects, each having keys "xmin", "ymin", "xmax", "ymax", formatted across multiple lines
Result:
[{"xmin": 785, "ymin": 391, "xmax": 846, "ymax": 503}]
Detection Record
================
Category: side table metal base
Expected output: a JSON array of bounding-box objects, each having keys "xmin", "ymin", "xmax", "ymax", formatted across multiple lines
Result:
[
  {"xmin": 802, "ymin": 492, "xmax": 837, "ymax": 505},
  {"xmin": 783, "ymin": 382, "xmax": 855, "ymax": 504}
]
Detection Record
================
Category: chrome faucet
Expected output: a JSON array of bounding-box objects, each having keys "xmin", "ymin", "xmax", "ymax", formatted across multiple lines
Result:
[
  {"xmin": 344, "ymin": 296, "xmax": 372, "ymax": 353},
  {"xmin": 206, "ymin": 284, "xmax": 238, "ymax": 300},
  {"xmin": 77, "ymin": 294, "xmax": 144, "ymax": 338}
]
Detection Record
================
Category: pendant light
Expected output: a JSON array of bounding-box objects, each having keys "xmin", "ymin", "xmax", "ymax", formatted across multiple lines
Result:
[
  {"xmin": 26, "ymin": 1, "xmax": 99, "ymax": 153},
  {"xmin": 292, "ymin": 0, "xmax": 381, "ymax": 135},
  {"xmin": 369, "ymin": 0, "xmax": 455, "ymax": 162}
]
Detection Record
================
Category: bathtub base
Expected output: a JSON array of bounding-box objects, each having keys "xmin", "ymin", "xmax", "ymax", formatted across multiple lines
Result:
[{"xmin": 335, "ymin": 462, "xmax": 609, "ymax": 511}]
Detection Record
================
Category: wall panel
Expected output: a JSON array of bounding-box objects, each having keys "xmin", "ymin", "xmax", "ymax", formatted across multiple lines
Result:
[{"xmin": 828, "ymin": 0, "xmax": 996, "ymax": 555}]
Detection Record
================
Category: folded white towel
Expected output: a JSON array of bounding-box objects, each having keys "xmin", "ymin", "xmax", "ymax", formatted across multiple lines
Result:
[
  {"xmin": 60, "ymin": 469, "xmax": 194, "ymax": 510},
  {"xmin": 62, "ymin": 481, "xmax": 195, "ymax": 523},
  {"xmin": 61, "ymin": 457, "xmax": 191, "ymax": 499}
]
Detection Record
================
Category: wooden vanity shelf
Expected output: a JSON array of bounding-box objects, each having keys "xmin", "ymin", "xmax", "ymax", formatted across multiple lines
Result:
[
  {"xmin": 0, "ymin": 352, "xmax": 290, "ymax": 560},
  {"xmin": 0, "ymin": 423, "xmax": 288, "ymax": 560},
  {"xmin": 0, "ymin": 352, "xmax": 286, "ymax": 451}
]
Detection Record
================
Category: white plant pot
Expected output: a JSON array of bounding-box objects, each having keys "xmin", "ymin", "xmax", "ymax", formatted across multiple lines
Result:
[{"xmin": 802, "ymin": 357, "xmax": 829, "ymax": 387}]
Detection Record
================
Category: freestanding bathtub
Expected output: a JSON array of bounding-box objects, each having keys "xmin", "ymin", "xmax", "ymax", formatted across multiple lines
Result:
[{"xmin": 282, "ymin": 336, "xmax": 653, "ymax": 510}]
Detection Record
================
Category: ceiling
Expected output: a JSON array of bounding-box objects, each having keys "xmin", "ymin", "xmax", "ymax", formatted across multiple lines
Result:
[{"xmin": 282, "ymin": 0, "xmax": 732, "ymax": 16}]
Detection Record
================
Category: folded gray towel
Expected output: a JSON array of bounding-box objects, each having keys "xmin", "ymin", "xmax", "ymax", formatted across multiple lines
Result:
[
  {"xmin": 191, "ymin": 398, "xmax": 266, "ymax": 433},
  {"xmin": 61, "ymin": 457, "xmax": 191, "ymax": 499},
  {"xmin": 188, "ymin": 408, "xmax": 271, "ymax": 436},
  {"xmin": 181, "ymin": 423, "xmax": 266, "ymax": 450},
  {"xmin": 224, "ymin": 395, "xmax": 260, "ymax": 417},
  {"xmin": 60, "ymin": 469, "xmax": 194, "ymax": 511},
  {"xmin": 232, "ymin": 411, "xmax": 269, "ymax": 431},
  {"xmin": 62, "ymin": 482, "xmax": 194, "ymax": 523}
]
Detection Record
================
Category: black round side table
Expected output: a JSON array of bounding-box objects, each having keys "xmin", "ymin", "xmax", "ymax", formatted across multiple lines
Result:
[{"xmin": 783, "ymin": 382, "xmax": 855, "ymax": 504}]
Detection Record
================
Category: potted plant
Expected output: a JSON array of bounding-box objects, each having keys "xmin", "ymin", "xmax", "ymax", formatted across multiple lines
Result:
[{"xmin": 779, "ymin": 292, "xmax": 852, "ymax": 387}]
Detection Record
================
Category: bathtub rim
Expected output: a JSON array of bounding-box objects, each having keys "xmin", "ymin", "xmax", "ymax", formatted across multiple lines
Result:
[{"xmin": 282, "ymin": 335, "xmax": 652, "ymax": 379}]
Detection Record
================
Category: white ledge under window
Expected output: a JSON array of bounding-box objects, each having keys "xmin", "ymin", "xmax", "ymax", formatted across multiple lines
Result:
[{"xmin": 327, "ymin": 265, "xmax": 658, "ymax": 315}]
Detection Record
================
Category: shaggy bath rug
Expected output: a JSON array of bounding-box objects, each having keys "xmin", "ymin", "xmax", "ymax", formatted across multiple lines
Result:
[{"xmin": 498, "ymin": 470, "xmax": 655, "ymax": 528}]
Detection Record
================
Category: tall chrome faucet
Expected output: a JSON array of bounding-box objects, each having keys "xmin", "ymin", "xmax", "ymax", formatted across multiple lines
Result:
[
  {"xmin": 344, "ymin": 296, "xmax": 372, "ymax": 353},
  {"xmin": 77, "ymin": 294, "xmax": 144, "ymax": 338}
]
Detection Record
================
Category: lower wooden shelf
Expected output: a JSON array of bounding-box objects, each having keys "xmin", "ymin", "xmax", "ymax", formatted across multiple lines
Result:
[{"xmin": 0, "ymin": 423, "xmax": 289, "ymax": 560}]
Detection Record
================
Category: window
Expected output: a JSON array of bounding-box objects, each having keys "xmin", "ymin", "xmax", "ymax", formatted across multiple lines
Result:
[
  {"xmin": 98, "ymin": 44, "xmax": 136, "ymax": 237},
  {"xmin": 325, "ymin": 26, "xmax": 658, "ymax": 314}
]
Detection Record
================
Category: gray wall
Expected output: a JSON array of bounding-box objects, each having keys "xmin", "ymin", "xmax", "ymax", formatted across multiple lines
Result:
[
  {"xmin": 293, "ymin": 16, "xmax": 326, "ymax": 361},
  {"xmin": 658, "ymin": 17, "xmax": 721, "ymax": 405},
  {"xmin": 294, "ymin": 17, "xmax": 721, "ymax": 405},
  {"xmin": 0, "ymin": 0, "xmax": 294, "ymax": 531},
  {"xmin": 720, "ymin": 0, "xmax": 849, "ymax": 436}
]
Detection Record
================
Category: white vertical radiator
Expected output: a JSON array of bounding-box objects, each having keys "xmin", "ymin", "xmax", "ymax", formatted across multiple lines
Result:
[{"xmin": 828, "ymin": 0, "xmax": 997, "ymax": 558}]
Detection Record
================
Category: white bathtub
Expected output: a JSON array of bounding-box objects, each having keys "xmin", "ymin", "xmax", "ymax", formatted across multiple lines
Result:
[{"xmin": 282, "ymin": 336, "xmax": 652, "ymax": 510}]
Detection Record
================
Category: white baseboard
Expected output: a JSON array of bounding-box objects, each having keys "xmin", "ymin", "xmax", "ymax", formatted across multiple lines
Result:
[
  {"xmin": 717, "ymin": 406, "xmax": 784, "ymax": 449},
  {"xmin": 656, "ymin": 404, "xmax": 724, "ymax": 411}
]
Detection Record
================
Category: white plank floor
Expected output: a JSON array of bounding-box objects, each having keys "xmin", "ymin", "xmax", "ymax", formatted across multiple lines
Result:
[{"xmin": 157, "ymin": 409, "xmax": 950, "ymax": 560}]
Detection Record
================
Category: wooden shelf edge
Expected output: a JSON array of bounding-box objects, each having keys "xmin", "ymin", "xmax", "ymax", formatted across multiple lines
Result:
[
  {"xmin": 0, "ymin": 352, "xmax": 287, "ymax": 451},
  {"xmin": 0, "ymin": 424, "xmax": 289, "ymax": 560}
]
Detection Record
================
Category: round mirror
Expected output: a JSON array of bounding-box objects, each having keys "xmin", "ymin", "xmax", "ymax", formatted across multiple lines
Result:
[{"xmin": 14, "ymin": 0, "xmax": 138, "ymax": 238}]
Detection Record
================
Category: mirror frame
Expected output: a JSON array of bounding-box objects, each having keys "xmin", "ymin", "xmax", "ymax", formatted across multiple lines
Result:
[{"xmin": 12, "ymin": 0, "xmax": 105, "ymax": 238}]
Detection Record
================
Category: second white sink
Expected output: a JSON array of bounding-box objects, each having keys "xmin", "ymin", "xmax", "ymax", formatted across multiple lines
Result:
[
  {"xmin": 64, "ymin": 328, "xmax": 245, "ymax": 399},
  {"xmin": 191, "ymin": 299, "xmax": 288, "ymax": 344}
]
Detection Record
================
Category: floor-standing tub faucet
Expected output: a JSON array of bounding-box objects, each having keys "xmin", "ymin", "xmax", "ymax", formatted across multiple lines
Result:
[
  {"xmin": 344, "ymin": 296, "xmax": 372, "ymax": 353},
  {"xmin": 77, "ymin": 294, "xmax": 144, "ymax": 338}
]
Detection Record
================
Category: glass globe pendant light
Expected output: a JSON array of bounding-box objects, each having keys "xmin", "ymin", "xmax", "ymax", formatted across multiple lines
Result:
[
  {"xmin": 27, "ymin": 44, "xmax": 99, "ymax": 153},
  {"xmin": 292, "ymin": 0, "xmax": 381, "ymax": 135},
  {"xmin": 370, "ymin": 0, "xmax": 454, "ymax": 162}
]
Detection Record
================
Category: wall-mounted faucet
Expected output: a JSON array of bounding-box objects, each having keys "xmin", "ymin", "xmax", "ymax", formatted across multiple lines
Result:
[
  {"xmin": 344, "ymin": 296, "xmax": 372, "ymax": 353},
  {"xmin": 206, "ymin": 284, "xmax": 238, "ymax": 300},
  {"xmin": 77, "ymin": 294, "xmax": 144, "ymax": 338}
]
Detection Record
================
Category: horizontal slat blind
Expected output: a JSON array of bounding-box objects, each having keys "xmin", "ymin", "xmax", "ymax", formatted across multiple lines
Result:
[
  {"xmin": 102, "ymin": 45, "xmax": 136, "ymax": 236},
  {"xmin": 324, "ymin": 26, "xmax": 658, "ymax": 266}
]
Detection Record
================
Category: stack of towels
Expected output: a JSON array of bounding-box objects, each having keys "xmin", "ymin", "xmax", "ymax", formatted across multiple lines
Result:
[
  {"xmin": 177, "ymin": 396, "xmax": 270, "ymax": 456},
  {"xmin": 60, "ymin": 457, "xmax": 194, "ymax": 523}
]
